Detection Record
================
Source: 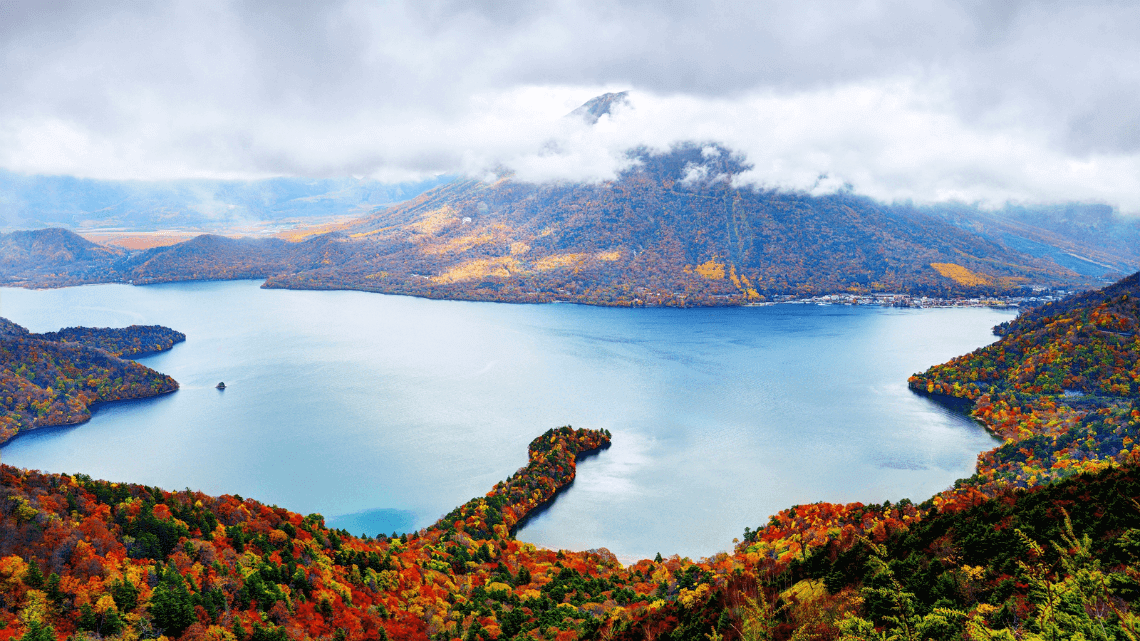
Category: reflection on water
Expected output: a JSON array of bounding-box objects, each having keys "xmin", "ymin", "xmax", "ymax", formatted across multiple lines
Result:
[{"xmin": 0, "ymin": 281, "xmax": 1011, "ymax": 561}]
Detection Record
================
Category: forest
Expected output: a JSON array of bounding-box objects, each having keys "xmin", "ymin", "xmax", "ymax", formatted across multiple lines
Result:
[
  {"xmin": 0, "ymin": 147, "xmax": 1119, "ymax": 307},
  {"xmin": 0, "ymin": 320, "xmax": 182, "ymax": 445},
  {"xmin": 30, "ymin": 327, "xmax": 186, "ymax": 360},
  {"xmin": 0, "ymin": 272, "xmax": 1138, "ymax": 638}
]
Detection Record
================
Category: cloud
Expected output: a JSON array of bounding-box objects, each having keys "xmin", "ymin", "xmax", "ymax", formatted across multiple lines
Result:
[
  {"xmin": 502, "ymin": 85, "xmax": 1140, "ymax": 212},
  {"xmin": 1, "ymin": 0, "xmax": 1139, "ymax": 211}
]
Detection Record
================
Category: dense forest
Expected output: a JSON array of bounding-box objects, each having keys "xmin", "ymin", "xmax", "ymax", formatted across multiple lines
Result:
[
  {"xmin": 908, "ymin": 272, "xmax": 1139, "ymax": 493},
  {"xmin": 0, "ymin": 273, "xmax": 1139, "ymax": 639},
  {"xmin": 2, "ymin": 148, "xmax": 1128, "ymax": 306},
  {"xmin": 31, "ymin": 327, "xmax": 186, "ymax": 360},
  {"xmin": 0, "ymin": 320, "xmax": 182, "ymax": 445}
]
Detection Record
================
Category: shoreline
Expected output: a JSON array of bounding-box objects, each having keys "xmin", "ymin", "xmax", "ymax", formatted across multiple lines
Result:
[
  {"xmin": 0, "ymin": 385, "xmax": 179, "ymax": 449},
  {"xmin": 4, "ymin": 275, "xmax": 1073, "ymax": 310}
]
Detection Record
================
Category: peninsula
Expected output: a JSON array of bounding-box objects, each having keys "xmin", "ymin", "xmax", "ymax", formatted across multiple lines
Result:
[
  {"xmin": 0, "ymin": 319, "xmax": 183, "ymax": 445},
  {"xmin": 0, "ymin": 272, "xmax": 1138, "ymax": 639}
]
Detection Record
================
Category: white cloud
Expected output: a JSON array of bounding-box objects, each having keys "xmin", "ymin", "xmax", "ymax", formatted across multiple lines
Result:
[
  {"xmin": 1, "ymin": 0, "xmax": 1139, "ymax": 211},
  {"xmin": 500, "ymin": 85, "xmax": 1140, "ymax": 212}
]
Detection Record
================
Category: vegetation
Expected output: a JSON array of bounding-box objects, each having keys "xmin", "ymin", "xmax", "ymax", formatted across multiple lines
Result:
[
  {"xmin": 0, "ymin": 228, "xmax": 125, "ymax": 287},
  {"xmin": 0, "ymin": 428, "xmax": 624, "ymax": 641},
  {"xmin": 283, "ymin": 145, "xmax": 1084, "ymax": 306},
  {"xmin": 32, "ymin": 326, "xmax": 186, "ymax": 359},
  {"xmin": 0, "ymin": 319, "xmax": 181, "ymax": 445},
  {"xmin": 0, "ymin": 271, "xmax": 1138, "ymax": 639},
  {"xmin": 0, "ymin": 147, "xmax": 1108, "ymax": 305},
  {"xmin": 909, "ymin": 271, "xmax": 1139, "ymax": 491}
]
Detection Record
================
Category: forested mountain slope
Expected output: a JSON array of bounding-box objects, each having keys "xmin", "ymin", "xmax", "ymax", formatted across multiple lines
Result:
[
  {"xmin": 0, "ymin": 228, "xmax": 126, "ymax": 286},
  {"xmin": 0, "ymin": 230, "xmax": 359, "ymax": 289},
  {"xmin": 925, "ymin": 201, "xmax": 1140, "ymax": 278},
  {"xmin": 0, "ymin": 146, "xmax": 1113, "ymax": 305},
  {"xmin": 267, "ymin": 146, "xmax": 1090, "ymax": 305},
  {"xmin": 0, "ymin": 272, "xmax": 1138, "ymax": 638}
]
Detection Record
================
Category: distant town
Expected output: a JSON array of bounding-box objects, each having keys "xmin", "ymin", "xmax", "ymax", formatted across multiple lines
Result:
[{"xmin": 766, "ymin": 289, "xmax": 1074, "ymax": 309}]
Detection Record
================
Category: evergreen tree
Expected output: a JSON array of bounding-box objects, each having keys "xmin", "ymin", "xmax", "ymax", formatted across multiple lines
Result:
[
  {"xmin": 17, "ymin": 621, "xmax": 54, "ymax": 641},
  {"xmin": 150, "ymin": 570, "xmax": 196, "ymax": 637},
  {"xmin": 22, "ymin": 564, "xmax": 43, "ymax": 589}
]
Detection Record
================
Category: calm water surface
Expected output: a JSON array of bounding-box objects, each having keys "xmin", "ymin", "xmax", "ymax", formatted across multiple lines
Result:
[{"xmin": 0, "ymin": 281, "xmax": 1011, "ymax": 561}]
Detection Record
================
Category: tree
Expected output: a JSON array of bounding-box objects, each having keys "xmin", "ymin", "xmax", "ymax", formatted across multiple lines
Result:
[
  {"xmin": 21, "ymin": 563, "xmax": 43, "ymax": 589},
  {"xmin": 17, "ymin": 620, "xmax": 54, "ymax": 641},
  {"xmin": 111, "ymin": 578, "xmax": 139, "ymax": 611},
  {"xmin": 150, "ymin": 570, "xmax": 196, "ymax": 637}
]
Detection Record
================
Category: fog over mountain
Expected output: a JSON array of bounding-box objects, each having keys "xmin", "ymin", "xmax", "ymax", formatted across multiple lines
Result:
[
  {"xmin": 2, "ymin": 1, "xmax": 1139, "ymax": 213},
  {"xmin": 0, "ymin": 170, "xmax": 449, "ymax": 232}
]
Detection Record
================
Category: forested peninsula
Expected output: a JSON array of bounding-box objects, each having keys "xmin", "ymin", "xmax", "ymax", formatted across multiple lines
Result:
[
  {"xmin": 0, "ymin": 273, "xmax": 1137, "ymax": 639},
  {"xmin": 0, "ymin": 320, "xmax": 183, "ymax": 444}
]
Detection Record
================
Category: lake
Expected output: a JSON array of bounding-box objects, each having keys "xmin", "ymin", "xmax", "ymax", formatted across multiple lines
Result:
[{"xmin": 0, "ymin": 280, "xmax": 1011, "ymax": 562}]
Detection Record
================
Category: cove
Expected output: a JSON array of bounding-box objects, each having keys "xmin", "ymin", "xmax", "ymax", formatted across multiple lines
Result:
[{"xmin": 0, "ymin": 280, "xmax": 1012, "ymax": 561}]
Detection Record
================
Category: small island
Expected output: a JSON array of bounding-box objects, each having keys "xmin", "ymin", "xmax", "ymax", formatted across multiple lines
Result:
[{"xmin": 216, "ymin": 381, "xmax": 226, "ymax": 389}]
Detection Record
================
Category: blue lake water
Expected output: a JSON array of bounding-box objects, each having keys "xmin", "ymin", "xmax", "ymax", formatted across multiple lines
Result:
[{"xmin": 0, "ymin": 280, "xmax": 1011, "ymax": 561}]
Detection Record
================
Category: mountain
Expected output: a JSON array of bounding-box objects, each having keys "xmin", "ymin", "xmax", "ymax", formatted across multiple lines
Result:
[
  {"xmin": 3, "ymin": 145, "xmax": 1135, "ymax": 304},
  {"xmin": 0, "ymin": 229, "xmax": 357, "ymax": 287},
  {"xmin": 0, "ymin": 170, "xmax": 451, "ymax": 233},
  {"xmin": 263, "ymin": 145, "xmax": 1098, "ymax": 304},
  {"xmin": 568, "ymin": 91, "xmax": 630, "ymax": 124},
  {"xmin": 922, "ymin": 201, "xmax": 1140, "ymax": 278},
  {"xmin": 0, "ymin": 227, "xmax": 126, "ymax": 285}
]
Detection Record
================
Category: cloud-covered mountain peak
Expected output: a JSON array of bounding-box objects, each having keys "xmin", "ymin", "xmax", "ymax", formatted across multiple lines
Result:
[{"xmin": 568, "ymin": 91, "xmax": 630, "ymax": 124}]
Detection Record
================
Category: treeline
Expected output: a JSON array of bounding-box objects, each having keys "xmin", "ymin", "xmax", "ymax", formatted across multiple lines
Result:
[
  {"xmin": 436, "ymin": 427, "xmax": 611, "ymax": 541},
  {"xmin": 7, "ymin": 431, "xmax": 1140, "ymax": 640},
  {"xmin": 677, "ymin": 458, "xmax": 1140, "ymax": 641},
  {"xmin": 0, "ymin": 319, "xmax": 182, "ymax": 444}
]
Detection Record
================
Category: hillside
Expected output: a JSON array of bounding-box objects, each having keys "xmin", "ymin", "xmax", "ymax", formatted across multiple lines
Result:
[
  {"xmin": 0, "ymin": 319, "xmax": 182, "ymax": 444},
  {"xmin": 33, "ymin": 325, "xmax": 186, "ymax": 359},
  {"xmin": 0, "ymin": 146, "xmax": 1120, "ymax": 305},
  {"xmin": 0, "ymin": 228, "xmax": 126, "ymax": 287},
  {"xmin": 926, "ymin": 201, "xmax": 1140, "ymax": 278},
  {"xmin": 0, "ymin": 274, "xmax": 1138, "ymax": 639},
  {"xmin": 0, "ymin": 230, "xmax": 362, "ymax": 288},
  {"xmin": 265, "ymin": 146, "xmax": 1094, "ymax": 305}
]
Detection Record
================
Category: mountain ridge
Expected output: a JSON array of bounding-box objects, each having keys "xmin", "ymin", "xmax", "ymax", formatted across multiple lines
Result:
[
  {"xmin": 2, "ymin": 145, "xmax": 1134, "ymax": 304},
  {"xmin": 0, "ymin": 170, "xmax": 451, "ymax": 233}
]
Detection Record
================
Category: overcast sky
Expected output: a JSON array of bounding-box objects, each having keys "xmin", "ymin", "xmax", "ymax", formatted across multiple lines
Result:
[{"xmin": 2, "ymin": 0, "xmax": 1139, "ymax": 210}]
